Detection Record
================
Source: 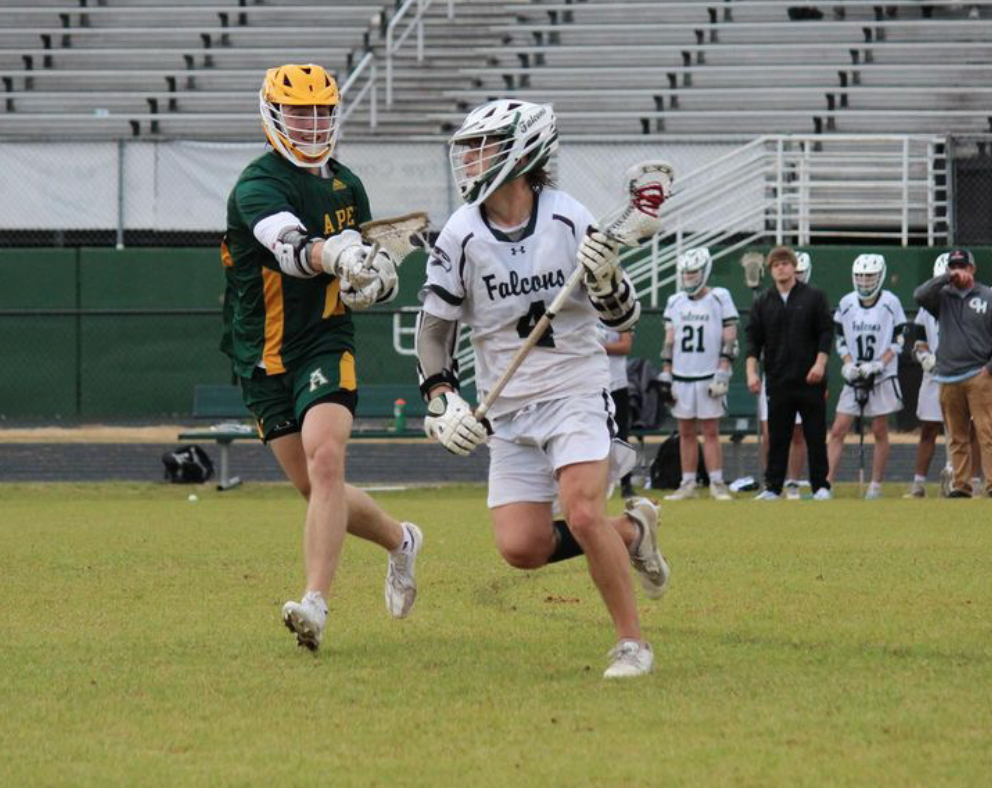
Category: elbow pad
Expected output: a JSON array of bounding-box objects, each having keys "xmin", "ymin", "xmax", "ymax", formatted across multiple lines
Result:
[
  {"xmin": 720, "ymin": 337, "xmax": 739, "ymax": 363},
  {"xmin": 416, "ymin": 311, "xmax": 461, "ymax": 400},
  {"xmin": 588, "ymin": 268, "xmax": 640, "ymax": 332}
]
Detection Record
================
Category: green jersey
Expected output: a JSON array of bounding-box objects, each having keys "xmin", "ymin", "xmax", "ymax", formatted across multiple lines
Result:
[{"xmin": 222, "ymin": 151, "xmax": 372, "ymax": 378}]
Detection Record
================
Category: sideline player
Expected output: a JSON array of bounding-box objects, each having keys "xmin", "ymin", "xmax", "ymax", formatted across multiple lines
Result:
[
  {"xmin": 827, "ymin": 254, "xmax": 907, "ymax": 498},
  {"xmin": 905, "ymin": 253, "xmax": 950, "ymax": 497},
  {"xmin": 758, "ymin": 252, "xmax": 812, "ymax": 498},
  {"xmin": 657, "ymin": 248, "xmax": 739, "ymax": 501},
  {"xmin": 416, "ymin": 100, "xmax": 670, "ymax": 678},
  {"xmin": 223, "ymin": 64, "xmax": 422, "ymax": 652}
]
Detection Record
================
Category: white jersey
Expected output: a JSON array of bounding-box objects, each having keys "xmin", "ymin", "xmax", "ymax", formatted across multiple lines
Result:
[
  {"xmin": 597, "ymin": 324, "xmax": 629, "ymax": 392},
  {"xmin": 914, "ymin": 307, "xmax": 940, "ymax": 354},
  {"xmin": 834, "ymin": 290, "xmax": 907, "ymax": 381},
  {"xmin": 421, "ymin": 189, "xmax": 609, "ymax": 419},
  {"xmin": 663, "ymin": 287, "xmax": 739, "ymax": 379}
]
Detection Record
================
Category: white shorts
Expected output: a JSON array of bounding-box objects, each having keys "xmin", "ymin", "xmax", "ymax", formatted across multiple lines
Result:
[
  {"xmin": 836, "ymin": 377, "xmax": 903, "ymax": 418},
  {"xmin": 916, "ymin": 375, "xmax": 943, "ymax": 423},
  {"xmin": 487, "ymin": 390, "xmax": 636, "ymax": 509},
  {"xmin": 758, "ymin": 377, "xmax": 802, "ymax": 425},
  {"xmin": 671, "ymin": 378, "xmax": 726, "ymax": 421}
]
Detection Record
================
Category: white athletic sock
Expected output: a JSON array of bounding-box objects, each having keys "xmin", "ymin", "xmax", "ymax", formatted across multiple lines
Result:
[
  {"xmin": 302, "ymin": 590, "xmax": 327, "ymax": 613},
  {"xmin": 681, "ymin": 473, "xmax": 696, "ymax": 486},
  {"xmin": 709, "ymin": 469, "xmax": 723, "ymax": 484},
  {"xmin": 914, "ymin": 474, "xmax": 927, "ymax": 485},
  {"xmin": 868, "ymin": 481, "xmax": 882, "ymax": 491}
]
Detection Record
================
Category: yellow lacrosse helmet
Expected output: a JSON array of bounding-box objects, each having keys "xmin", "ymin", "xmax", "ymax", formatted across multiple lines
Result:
[{"xmin": 259, "ymin": 63, "xmax": 340, "ymax": 169}]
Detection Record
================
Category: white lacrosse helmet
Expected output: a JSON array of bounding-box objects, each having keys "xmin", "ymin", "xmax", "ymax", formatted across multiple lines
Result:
[
  {"xmin": 933, "ymin": 252, "xmax": 949, "ymax": 278},
  {"xmin": 796, "ymin": 251, "xmax": 812, "ymax": 283},
  {"xmin": 676, "ymin": 247, "xmax": 712, "ymax": 297},
  {"xmin": 448, "ymin": 99, "xmax": 559, "ymax": 206},
  {"xmin": 852, "ymin": 253, "xmax": 886, "ymax": 302}
]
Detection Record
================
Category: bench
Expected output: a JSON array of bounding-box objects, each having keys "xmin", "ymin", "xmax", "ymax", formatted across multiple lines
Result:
[{"xmin": 177, "ymin": 382, "xmax": 458, "ymax": 490}]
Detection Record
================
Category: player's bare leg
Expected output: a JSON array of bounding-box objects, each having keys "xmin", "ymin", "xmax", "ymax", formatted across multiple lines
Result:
[
  {"xmin": 666, "ymin": 418, "xmax": 700, "ymax": 500},
  {"xmin": 867, "ymin": 416, "xmax": 890, "ymax": 498},
  {"xmin": 700, "ymin": 418, "xmax": 730, "ymax": 499},
  {"xmin": 906, "ymin": 421, "xmax": 941, "ymax": 497},
  {"xmin": 827, "ymin": 413, "xmax": 855, "ymax": 484},
  {"xmin": 269, "ymin": 430, "xmax": 404, "ymax": 550},
  {"xmin": 557, "ymin": 459, "xmax": 640, "ymax": 640}
]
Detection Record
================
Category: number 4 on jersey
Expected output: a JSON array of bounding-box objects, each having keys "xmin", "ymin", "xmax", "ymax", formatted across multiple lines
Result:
[{"xmin": 516, "ymin": 300, "xmax": 555, "ymax": 348}]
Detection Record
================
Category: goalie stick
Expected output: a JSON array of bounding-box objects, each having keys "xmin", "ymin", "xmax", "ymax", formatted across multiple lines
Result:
[{"xmin": 474, "ymin": 161, "xmax": 675, "ymax": 421}]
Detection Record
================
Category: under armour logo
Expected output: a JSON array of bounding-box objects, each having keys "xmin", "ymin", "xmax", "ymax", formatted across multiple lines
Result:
[
  {"xmin": 509, "ymin": 245, "xmax": 526, "ymax": 256},
  {"xmin": 968, "ymin": 296, "xmax": 988, "ymax": 315}
]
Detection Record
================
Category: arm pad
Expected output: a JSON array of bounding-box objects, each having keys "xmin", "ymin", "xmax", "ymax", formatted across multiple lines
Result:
[{"xmin": 416, "ymin": 311, "xmax": 461, "ymax": 400}]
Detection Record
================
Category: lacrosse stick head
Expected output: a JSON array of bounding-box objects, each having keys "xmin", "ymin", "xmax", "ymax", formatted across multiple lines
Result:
[
  {"xmin": 600, "ymin": 161, "xmax": 674, "ymax": 246},
  {"xmin": 359, "ymin": 212, "xmax": 432, "ymax": 266},
  {"xmin": 740, "ymin": 252, "xmax": 765, "ymax": 289}
]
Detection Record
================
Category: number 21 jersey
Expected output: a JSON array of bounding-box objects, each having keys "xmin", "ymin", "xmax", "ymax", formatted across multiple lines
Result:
[{"xmin": 663, "ymin": 288, "xmax": 738, "ymax": 378}]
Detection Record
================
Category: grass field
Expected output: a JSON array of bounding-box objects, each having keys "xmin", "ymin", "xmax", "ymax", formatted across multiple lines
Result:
[{"xmin": 1, "ymin": 482, "xmax": 989, "ymax": 788}]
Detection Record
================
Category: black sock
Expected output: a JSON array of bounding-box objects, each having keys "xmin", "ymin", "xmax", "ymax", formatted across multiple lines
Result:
[{"xmin": 548, "ymin": 520, "xmax": 585, "ymax": 563}]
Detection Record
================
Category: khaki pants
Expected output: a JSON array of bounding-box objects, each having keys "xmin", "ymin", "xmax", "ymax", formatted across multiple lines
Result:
[{"xmin": 939, "ymin": 371, "xmax": 992, "ymax": 495}]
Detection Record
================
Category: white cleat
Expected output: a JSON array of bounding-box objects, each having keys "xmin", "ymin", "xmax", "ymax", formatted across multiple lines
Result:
[
  {"xmin": 604, "ymin": 639, "xmax": 654, "ymax": 679},
  {"xmin": 664, "ymin": 482, "xmax": 698, "ymax": 501},
  {"xmin": 385, "ymin": 522, "xmax": 422, "ymax": 619},
  {"xmin": 903, "ymin": 482, "xmax": 926, "ymax": 499},
  {"xmin": 812, "ymin": 487, "xmax": 833, "ymax": 501},
  {"xmin": 939, "ymin": 466, "xmax": 953, "ymax": 498},
  {"xmin": 865, "ymin": 484, "xmax": 883, "ymax": 500},
  {"xmin": 710, "ymin": 481, "xmax": 733, "ymax": 501},
  {"xmin": 624, "ymin": 497, "xmax": 671, "ymax": 600},
  {"xmin": 754, "ymin": 489, "xmax": 781, "ymax": 501},
  {"xmin": 282, "ymin": 591, "xmax": 327, "ymax": 652}
]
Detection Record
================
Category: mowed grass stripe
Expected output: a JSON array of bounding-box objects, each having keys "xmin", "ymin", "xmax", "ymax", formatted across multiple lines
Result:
[{"xmin": 0, "ymin": 483, "xmax": 988, "ymax": 788}]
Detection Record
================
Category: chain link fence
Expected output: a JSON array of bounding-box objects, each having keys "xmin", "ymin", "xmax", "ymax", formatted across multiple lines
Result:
[
  {"xmin": 0, "ymin": 138, "xmax": 745, "ymax": 248},
  {"xmin": 949, "ymin": 134, "xmax": 992, "ymax": 245}
]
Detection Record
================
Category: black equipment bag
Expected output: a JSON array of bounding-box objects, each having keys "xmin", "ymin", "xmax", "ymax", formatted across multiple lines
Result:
[
  {"xmin": 650, "ymin": 433, "xmax": 710, "ymax": 490},
  {"xmin": 162, "ymin": 444, "xmax": 214, "ymax": 484}
]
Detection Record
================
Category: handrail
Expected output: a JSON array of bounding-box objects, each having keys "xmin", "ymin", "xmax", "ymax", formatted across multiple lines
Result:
[
  {"xmin": 386, "ymin": 0, "xmax": 455, "ymax": 106},
  {"xmin": 339, "ymin": 50, "xmax": 377, "ymax": 132}
]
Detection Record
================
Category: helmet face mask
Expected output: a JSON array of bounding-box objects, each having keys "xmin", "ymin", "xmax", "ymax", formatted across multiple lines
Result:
[
  {"xmin": 260, "ymin": 64, "xmax": 340, "ymax": 169},
  {"xmin": 449, "ymin": 100, "xmax": 558, "ymax": 206},
  {"xmin": 676, "ymin": 247, "xmax": 712, "ymax": 297},
  {"xmin": 852, "ymin": 253, "xmax": 886, "ymax": 302},
  {"xmin": 796, "ymin": 252, "xmax": 812, "ymax": 284}
]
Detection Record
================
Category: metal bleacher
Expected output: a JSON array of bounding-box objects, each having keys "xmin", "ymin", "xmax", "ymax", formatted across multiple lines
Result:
[
  {"xmin": 442, "ymin": 0, "xmax": 992, "ymax": 136},
  {"xmin": 0, "ymin": 1, "xmax": 390, "ymax": 139}
]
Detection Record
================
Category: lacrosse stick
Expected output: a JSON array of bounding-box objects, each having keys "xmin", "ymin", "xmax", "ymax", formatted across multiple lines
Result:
[
  {"xmin": 853, "ymin": 376, "xmax": 874, "ymax": 497},
  {"xmin": 359, "ymin": 211, "xmax": 431, "ymax": 266},
  {"xmin": 475, "ymin": 161, "xmax": 674, "ymax": 421},
  {"xmin": 741, "ymin": 251, "xmax": 766, "ymax": 462}
]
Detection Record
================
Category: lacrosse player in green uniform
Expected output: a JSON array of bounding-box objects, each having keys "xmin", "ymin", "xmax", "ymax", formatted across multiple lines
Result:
[{"xmin": 223, "ymin": 63, "xmax": 422, "ymax": 653}]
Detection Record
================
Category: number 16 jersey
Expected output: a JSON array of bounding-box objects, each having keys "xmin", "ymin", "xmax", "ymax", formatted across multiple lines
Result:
[{"xmin": 420, "ymin": 189, "xmax": 608, "ymax": 419}]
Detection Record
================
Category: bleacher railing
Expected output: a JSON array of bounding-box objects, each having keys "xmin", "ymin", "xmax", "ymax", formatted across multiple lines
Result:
[
  {"xmin": 340, "ymin": 50, "xmax": 377, "ymax": 132},
  {"xmin": 627, "ymin": 134, "xmax": 948, "ymax": 307},
  {"xmin": 386, "ymin": 0, "xmax": 456, "ymax": 106}
]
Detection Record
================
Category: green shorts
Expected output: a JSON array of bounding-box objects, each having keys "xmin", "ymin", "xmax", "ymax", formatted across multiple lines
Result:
[{"xmin": 240, "ymin": 350, "xmax": 358, "ymax": 442}]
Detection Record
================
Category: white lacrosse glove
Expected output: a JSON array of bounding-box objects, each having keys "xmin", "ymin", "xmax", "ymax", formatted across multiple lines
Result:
[
  {"xmin": 424, "ymin": 391, "xmax": 488, "ymax": 457},
  {"xmin": 858, "ymin": 361, "xmax": 885, "ymax": 379},
  {"xmin": 578, "ymin": 229, "xmax": 621, "ymax": 296},
  {"xmin": 841, "ymin": 362, "xmax": 861, "ymax": 384},
  {"xmin": 707, "ymin": 368, "xmax": 732, "ymax": 398},
  {"xmin": 916, "ymin": 350, "xmax": 937, "ymax": 374},
  {"xmin": 339, "ymin": 250, "xmax": 398, "ymax": 311},
  {"xmin": 319, "ymin": 229, "xmax": 377, "ymax": 289}
]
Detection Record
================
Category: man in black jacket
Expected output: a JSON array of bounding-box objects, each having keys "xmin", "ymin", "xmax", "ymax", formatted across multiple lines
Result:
[{"xmin": 745, "ymin": 246, "xmax": 834, "ymax": 499}]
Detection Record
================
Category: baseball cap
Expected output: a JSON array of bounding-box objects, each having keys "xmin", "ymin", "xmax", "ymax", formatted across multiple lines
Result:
[{"xmin": 946, "ymin": 248, "xmax": 975, "ymax": 268}]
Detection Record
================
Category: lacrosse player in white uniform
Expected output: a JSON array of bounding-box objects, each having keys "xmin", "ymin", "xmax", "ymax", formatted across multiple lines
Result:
[
  {"xmin": 905, "ymin": 253, "xmax": 950, "ymax": 497},
  {"xmin": 758, "ymin": 252, "xmax": 812, "ymax": 498},
  {"xmin": 658, "ymin": 248, "xmax": 739, "ymax": 501},
  {"xmin": 415, "ymin": 100, "xmax": 670, "ymax": 679},
  {"xmin": 827, "ymin": 254, "xmax": 907, "ymax": 499}
]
